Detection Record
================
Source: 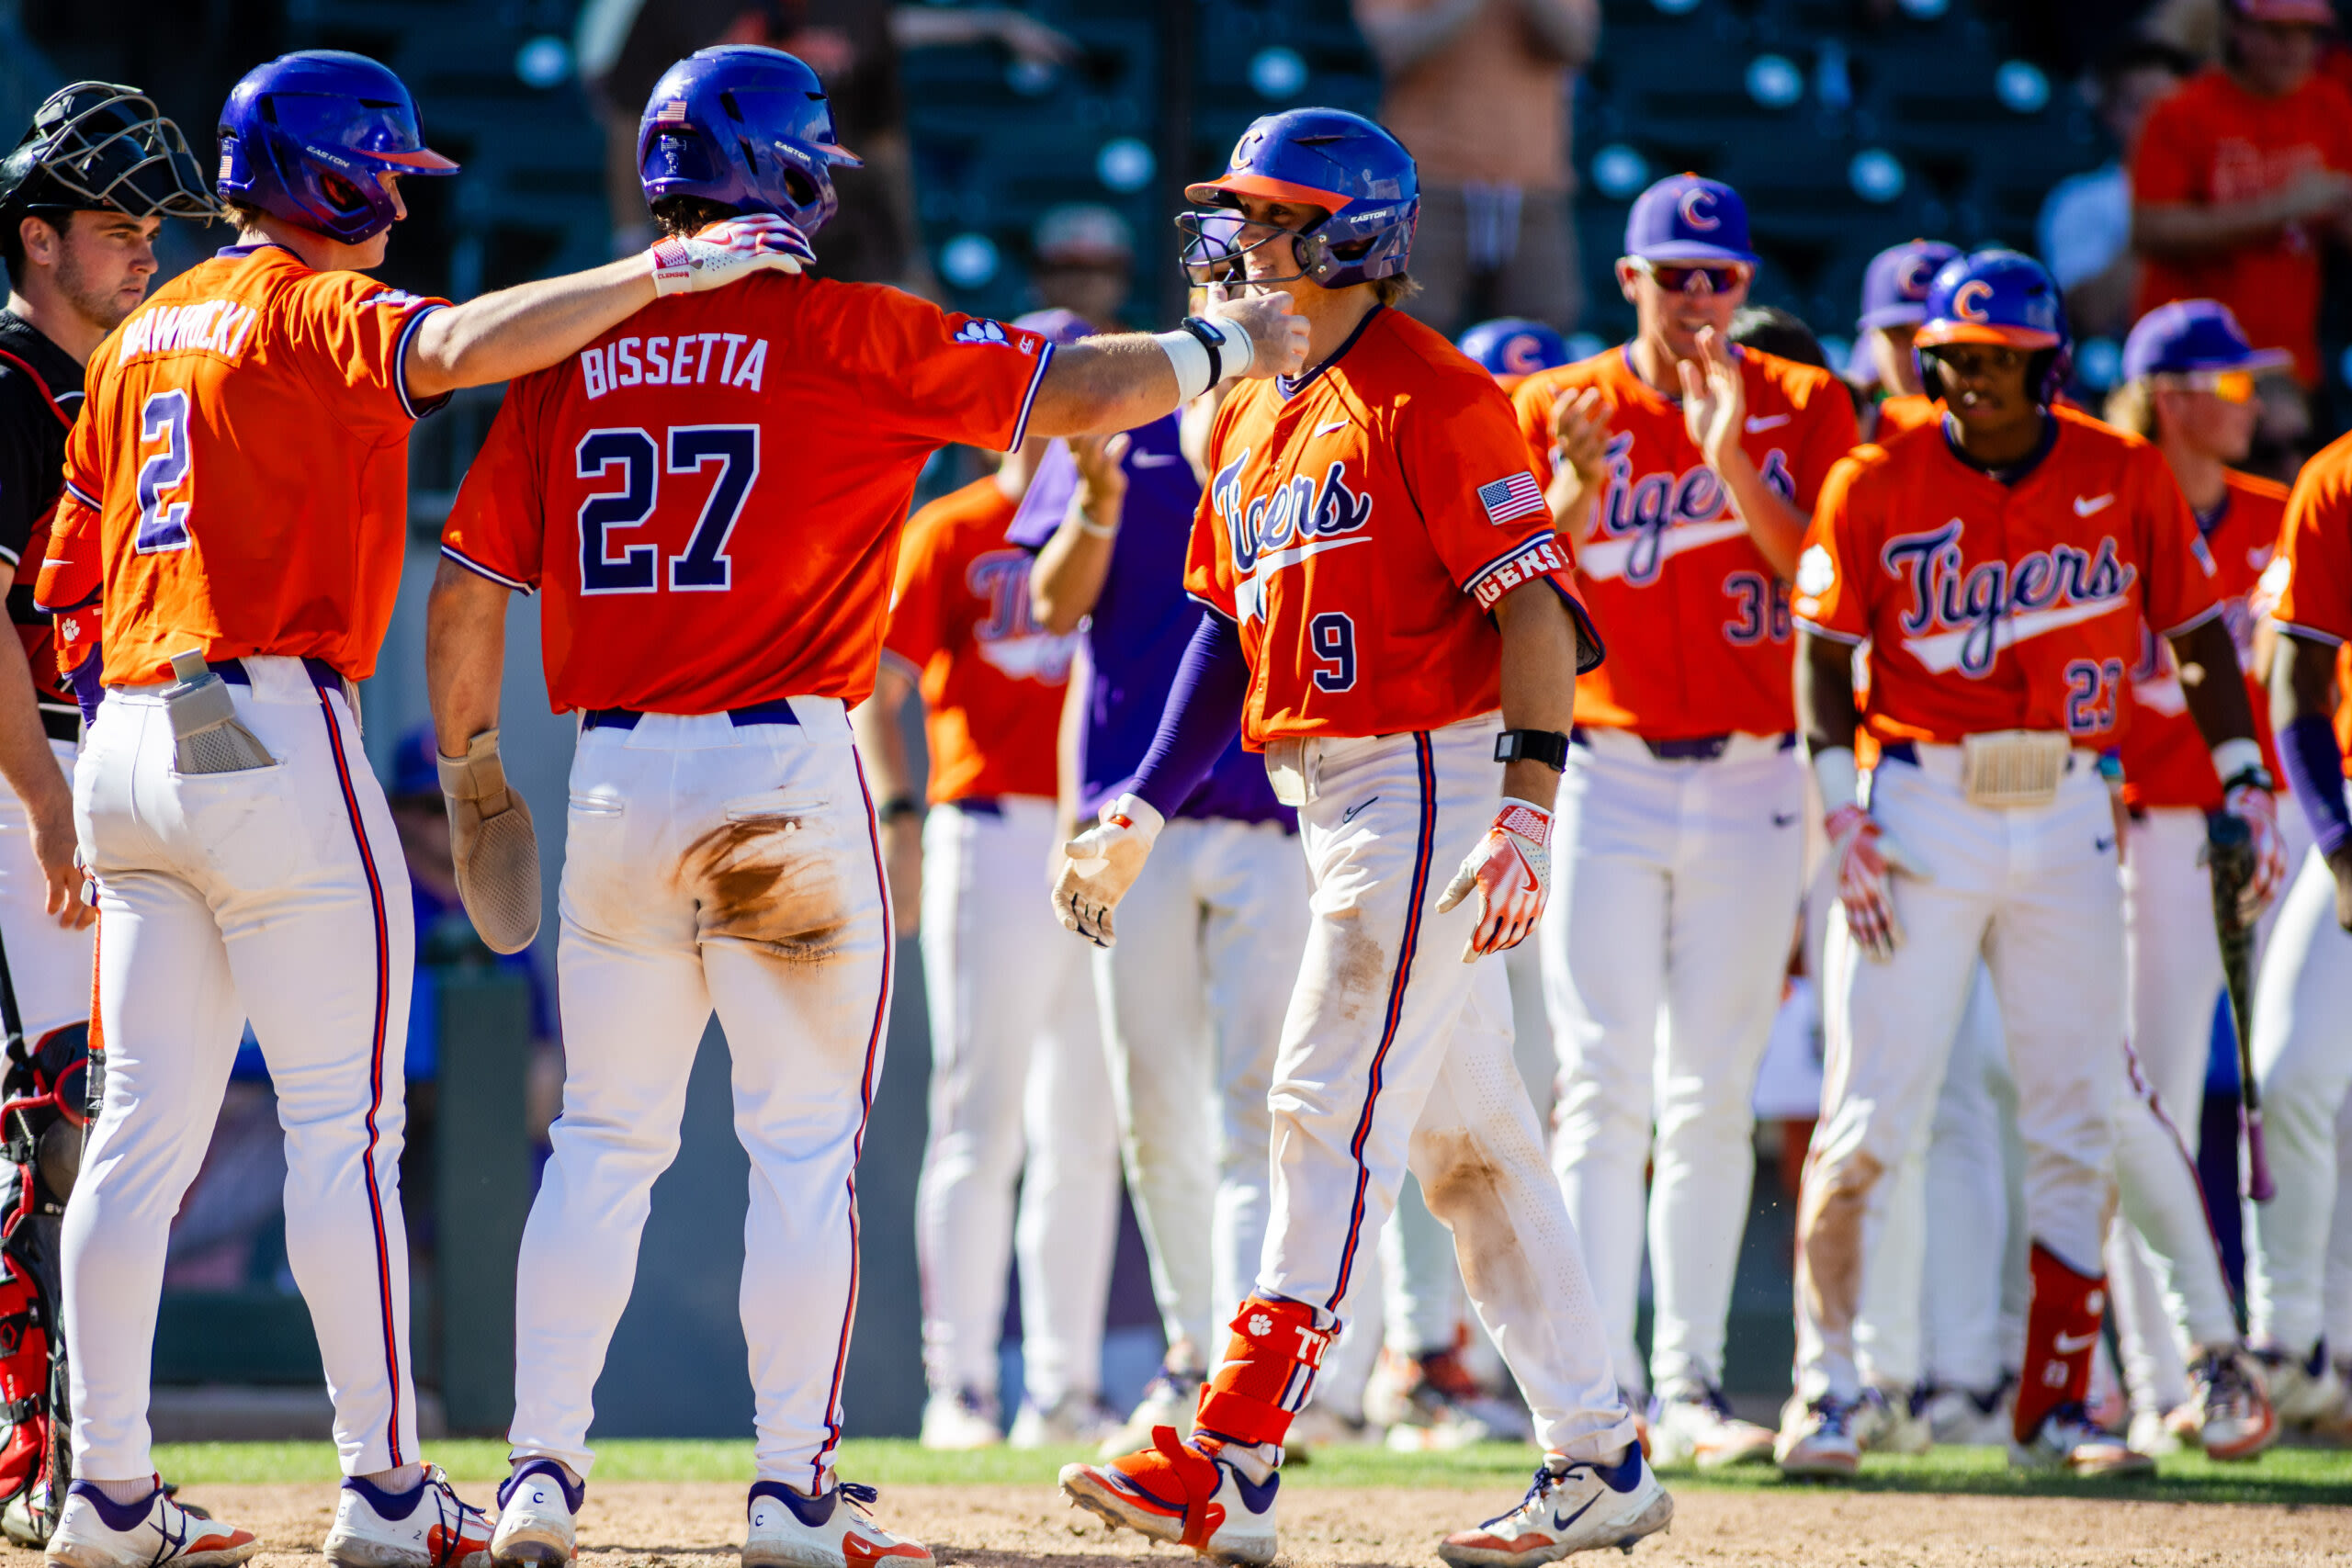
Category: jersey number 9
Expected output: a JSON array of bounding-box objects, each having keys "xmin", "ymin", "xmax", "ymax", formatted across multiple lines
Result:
[
  {"xmin": 1310, "ymin": 612, "xmax": 1356, "ymax": 693},
  {"xmin": 575, "ymin": 423, "xmax": 759, "ymax": 595}
]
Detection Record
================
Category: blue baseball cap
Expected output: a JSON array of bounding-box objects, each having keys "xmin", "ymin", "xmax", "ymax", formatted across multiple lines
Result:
[
  {"xmin": 1858, "ymin": 239, "xmax": 1962, "ymax": 333},
  {"xmin": 1456, "ymin": 317, "xmax": 1570, "ymax": 378},
  {"xmin": 388, "ymin": 724, "xmax": 439, "ymax": 800},
  {"xmin": 2120, "ymin": 299, "xmax": 2293, "ymax": 382},
  {"xmin": 1623, "ymin": 174, "xmax": 1758, "ymax": 265}
]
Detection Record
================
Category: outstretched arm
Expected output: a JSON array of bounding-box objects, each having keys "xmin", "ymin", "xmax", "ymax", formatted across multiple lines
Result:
[{"xmin": 1023, "ymin": 294, "xmax": 1308, "ymax": 437}]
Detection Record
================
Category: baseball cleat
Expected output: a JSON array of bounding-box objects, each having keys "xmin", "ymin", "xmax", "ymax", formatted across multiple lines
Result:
[
  {"xmin": 1774, "ymin": 1394, "xmax": 1860, "ymax": 1478},
  {"xmin": 1059, "ymin": 1427, "xmax": 1279, "ymax": 1566},
  {"xmin": 1434, "ymin": 1449, "xmax": 1670, "ymax": 1566},
  {"xmin": 1852, "ymin": 1384, "xmax": 1931, "ymax": 1455},
  {"xmin": 2125, "ymin": 1406, "xmax": 2188, "ymax": 1459},
  {"xmin": 323, "ymin": 1467, "xmax": 492, "ymax": 1568},
  {"xmin": 916, "ymin": 1387, "xmax": 1001, "ymax": 1450},
  {"xmin": 2190, "ymin": 1348, "xmax": 2278, "ymax": 1462},
  {"xmin": 1920, "ymin": 1377, "xmax": 2014, "ymax": 1448},
  {"xmin": 2009, "ymin": 1403, "xmax": 2156, "ymax": 1476},
  {"xmin": 1375, "ymin": 1348, "xmax": 1532, "ymax": 1450},
  {"xmin": 1283, "ymin": 1401, "xmax": 1374, "ymax": 1450},
  {"xmin": 491, "ymin": 1461, "xmax": 583, "ymax": 1564},
  {"xmin": 46, "ymin": 1482, "xmax": 256, "ymax": 1568},
  {"xmin": 1097, "ymin": 1366, "xmax": 1202, "ymax": 1459},
  {"xmin": 1008, "ymin": 1393, "xmax": 1123, "ymax": 1450},
  {"xmin": 741, "ymin": 1480, "xmax": 930, "ymax": 1568},
  {"xmin": 1646, "ymin": 1382, "xmax": 1774, "ymax": 1470},
  {"xmin": 2252, "ymin": 1340, "xmax": 2346, "ymax": 1430}
]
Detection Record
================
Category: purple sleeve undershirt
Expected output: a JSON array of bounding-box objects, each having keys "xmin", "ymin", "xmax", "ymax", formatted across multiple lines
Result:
[
  {"xmin": 2279, "ymin": 711, "xmax": 2352, "ymax": 859},
  {"xmin": 1119, "ymin": 609, "xmax": 1250, "ymax": 820}
]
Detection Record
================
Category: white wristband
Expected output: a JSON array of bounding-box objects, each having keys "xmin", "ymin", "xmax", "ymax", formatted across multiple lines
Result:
[
  {"xmin": 1103, "ymin": 792, "xmax": 1165, "ymax": 845},
  {"xmin": 2211, "ymin": 737, "xmax": 2265, "ymax": 786},
  {"xmin": 1809, "ymin": 744, "xmax": 1860, "ymax": 815},
  {"xmin": 1156, "ymin": 328, "xmax": 1214, "ymax": 402}
]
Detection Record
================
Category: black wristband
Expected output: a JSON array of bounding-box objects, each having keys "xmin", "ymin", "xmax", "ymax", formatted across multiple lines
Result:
[
  {"xmin": 877, "ymin": 795, "xmax": 920, "ymax": 823},
  {"xmin": 2220, "ymin": 765, "xmax": 2275, "ymax": 795},
  {"xmin": 1178, "ymin": 315, "xmax": 1227, "ymax": 385},
  {"xmin": 1494, "ymin": 729, "xmax": 1571, "ymax": 771}
]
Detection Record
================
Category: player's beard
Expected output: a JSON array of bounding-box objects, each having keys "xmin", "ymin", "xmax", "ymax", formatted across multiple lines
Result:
[{"xmin": 53, "ymin": 240, "xmax": 141, "ymax": 334}]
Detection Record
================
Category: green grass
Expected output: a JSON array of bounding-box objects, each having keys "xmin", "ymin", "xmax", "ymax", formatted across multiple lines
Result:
[{"xmin": 151, "ymin": 1438, "xmax": 2352, "ymax": 1507}]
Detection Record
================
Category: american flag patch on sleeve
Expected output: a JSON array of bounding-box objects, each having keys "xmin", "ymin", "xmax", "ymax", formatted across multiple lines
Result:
[{"xmin": 1477, "ymin": 471, "xmax": 1547, "ymax": 525}]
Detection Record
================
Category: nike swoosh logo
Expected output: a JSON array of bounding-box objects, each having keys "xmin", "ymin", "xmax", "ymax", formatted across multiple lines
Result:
[
  {"xmin": 2094, "ymin": 837, "xmax": 2115, "ymax": 852},
  {"xmin": 1745, "ymin": 413, "xmax": 1790, "ymax": 432},
  {"xmin": 1132, "ymin": 451, "xmax": 1182, "ymax": 467},
  {"xmin": 1772, "ymin": 811, "xmax": 1799, "ymax": 828},
  {"xmin": 1553, "ymin": 1494, "xmax": 1600, "ymax": 1533},
  {"xmin": 2073, "ymin": 493, "xmax": 2115, "ymax": 517},
  {"xmin": 1341, "ymin": 796, "xmax": 1378, "ymax": 824},
  {"xmin": 2052, "ymin": 1329, "xmax": 2099, "ymax": 1354},
  {"xmin": 1314, "ymin": 419, "xmax": 1350, "ymax": 436}
]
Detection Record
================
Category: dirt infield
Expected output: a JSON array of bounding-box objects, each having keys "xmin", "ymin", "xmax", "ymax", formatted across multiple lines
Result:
[{"xmin": 26, "ymin": 1481, "xmax": 2348, "ymax": 1568}]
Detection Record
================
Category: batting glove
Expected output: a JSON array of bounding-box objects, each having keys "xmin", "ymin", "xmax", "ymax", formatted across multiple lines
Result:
[
  {"xmin": 1826, "ymin": 803, "xmax": 1921, "ymax": 962},
  {"xmin": 438, "ymin": 729, "xmax": 542, "ymax": 954},
  {"xmin": 1054, "ymin": 795, "xmax": 1161, "ymax": 947},
  {"xmin": 2220, "ymin": 777, "xmax": 2287, "ymax": 924},
  {"xmin": 650, "ymin": 213, "xmax": 816, "ymax": 296},
  {"xmin": 1436, "ymin": 798, "xmax": 1551, "ymax": 963}
]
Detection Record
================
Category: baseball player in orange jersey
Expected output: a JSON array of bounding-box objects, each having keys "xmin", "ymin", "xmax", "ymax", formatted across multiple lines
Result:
[
  {"xmin": 424, "ymin": 46, "xmax": 1307, "ymax": 1568},
  {"xmin": 853, "ymin": 321, "xmax": 1119, "ymax": 1449},
  {"xmin": 29, "ymin": 48, "xmax": 820, "ymax": 1568},
  {"xmin": 1052, "ymin": 109, "xmax": 1673, "ymax": 1566},
  {"xmin": 2247, "ymin": 423, "xmax": 2352, "ymax": 1431},
  {"xmin": 1507, "ymin": 175, "xmax": 1857, "ymax": 1468},
  {"xmin": 1780, "ymin": 250, "xmax": 2284, "ymax": 1479},
  {"xmin": 1851, "ymin": 240, "xmax": 1959, "ymax": 445},
  {"xmin": 2096, "ymin": 301, "xmax": 2288, "ymax": 1460}
]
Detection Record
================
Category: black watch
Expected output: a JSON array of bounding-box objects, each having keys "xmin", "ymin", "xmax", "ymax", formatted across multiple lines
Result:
[
  {"xmin": 1494, "ymin": 729, "xmax": 1571, "ymax": 771},
  {"xmin": 1178, "ymin": 315, "xmax": 1228, "ymax": 384},
  {"xmin": 2220, "ymin": 764, "xmax": 2276, "ymax": 795},
  {"xmin": 877, "ymin": 795, "xmax": 921, "ymax": 823}
]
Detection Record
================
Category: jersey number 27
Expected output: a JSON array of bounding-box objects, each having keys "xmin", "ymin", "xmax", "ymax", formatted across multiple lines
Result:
[{"xmin": 575, "ymin": 424, "xmax": 758, "ymax": 594}]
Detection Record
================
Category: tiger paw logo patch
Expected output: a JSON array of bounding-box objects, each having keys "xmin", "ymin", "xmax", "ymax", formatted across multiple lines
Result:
[
  {"xmin": 953, "ymin": 319, "xmax": 1012, "ymax": 346},
  {"xmin": 1247, "ymin": 1312, "xmax": 1272, "ymax": 1337}
]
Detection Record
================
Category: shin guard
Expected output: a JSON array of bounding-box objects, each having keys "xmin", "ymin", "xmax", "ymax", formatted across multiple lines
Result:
[
  {"xmin": 2015, "ymin": 1242, "xmax": 2107, "ymax": 1442},
  {"xmin": 1193, "ymin": 1296, "xmax": 1333, "ymax": 1450}
]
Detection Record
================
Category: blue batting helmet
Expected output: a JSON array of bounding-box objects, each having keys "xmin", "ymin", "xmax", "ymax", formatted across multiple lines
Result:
[
  {"xmin": 1178, "ymin": 108, "xmax": 1418, "ymax": 289},
  {"xmin": 1456, "ymin": 318, "xmax": 1569, "ymax": 379},
  {"xmin": 639, "ymin": 47, "xmax": 861, "ymax": 236},
  {"xmin": 1913, "ymin": 249, "xmax": 2072, "ymax": 404},
  {"xmin": 216, "ymin": 51, "xmax": 456, "ymax": 244}
]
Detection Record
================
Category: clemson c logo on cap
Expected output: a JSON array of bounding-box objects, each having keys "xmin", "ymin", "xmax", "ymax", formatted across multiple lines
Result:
[
  {"xmin": 1898, "ymin": 254, "xmax": 1936, "ymax": 297},
  {"xmin": 1503, "ymin": 335, "xmax": 1541, "ymax": 373},
  {"xmin": 1678, "ymin": 187, "xmax": 1720, "ymax": 231},
  {"xmin": 1952, "ymin": 279, "xmax": 1995, "ymax": 322}
]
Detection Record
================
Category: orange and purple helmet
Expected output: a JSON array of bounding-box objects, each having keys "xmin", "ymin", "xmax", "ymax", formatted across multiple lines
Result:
[
  {"xmin": 1913, "ymin": 248, "xmax": 2072, "ymax": 402},
  {"xmin": 1178, "ymin": 107, "xmax": 1418, "ymax": 289}
]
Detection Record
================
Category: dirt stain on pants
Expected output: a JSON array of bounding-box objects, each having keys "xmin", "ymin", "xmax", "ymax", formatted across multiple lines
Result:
[
  {"xmin": 1796, "ymin": 1145, "xmax": 1883, "ymax": 1358},
  {"xmin": 679, "ymin": 817, "xmax": 848, "ymax": 964}
]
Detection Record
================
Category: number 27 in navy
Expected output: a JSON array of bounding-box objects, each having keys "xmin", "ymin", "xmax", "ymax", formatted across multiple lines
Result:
[{"xmin": 575, "ymin": 424, "xmax": 759, "ymax": 594}]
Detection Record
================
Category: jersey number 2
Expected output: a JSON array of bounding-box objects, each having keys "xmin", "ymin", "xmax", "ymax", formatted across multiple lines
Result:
[
  {"xmin": 576, "ymin": 424, "xmax": 759, "ymax": 594},
  {"xmin": 135, "ymin": 389, "xmax": 194, "ymax": 554}
]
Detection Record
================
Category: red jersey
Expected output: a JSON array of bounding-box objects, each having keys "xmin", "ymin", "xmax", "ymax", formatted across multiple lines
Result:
[
  {"xmin": 2120, "ymin": 468, "xmax": 2288, "ymax": 810},
  {"xmin": 2267, "ymin": 427, "xmax": 2352, "ymax": 778},
  {"xmin": 1794, "ymin": 407, "xmax": 2220, "ymax": 749},
  {"xmin": 2132, "ymin": 68, "xmax": 2352, "ymax": 386},
  {"xmin": 883, "ymin": 477, "xmax": 1074, "ymax": 803},
  {"xmin": 1185, "ymin": 308, "xmax": 1597, "ymax": 748},
  {"xmin": 442, "ymin": 278, "xmax": 1054, "ymax": 714},
  {"xmin": 36, "ymin": 243, "xmax": 449, "ymax": 683},
  {"xmin": 1511, "ymin": 344, "xmax": 1858, "ymax": 739}
]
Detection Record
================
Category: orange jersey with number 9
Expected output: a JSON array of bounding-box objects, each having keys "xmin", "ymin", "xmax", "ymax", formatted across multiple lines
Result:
[
  {"xmin": 1183, "ymin": 308, "xmax": 1600, "ymax": 749},
  {"xmin": 1794, "ymin": 406, "xmax": 2220, "ymax": 748},
  {"xmin": 37, "ymin": 243, "xmax": 450, "ymax": 683}
]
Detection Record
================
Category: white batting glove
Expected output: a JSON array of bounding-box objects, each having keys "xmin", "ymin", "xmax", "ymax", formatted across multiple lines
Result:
[
  {"xmin": 2220, "ymin": 779, "xmax": 2287, "ymax": 924},
  {"xmin": 1054, "ymin": 795, "xmax": 1162, "ymax": 947},
  {"xmin": 1436, "ymin": 798, "xmax": 1551, "ymax": 962},
  {"xmin": 1826, "ymin": 803, "xmax": 1922, "ymax": 962},
  {"xmin": 650, "ymin": 213, "xmax": 816, "ymax": 296}
]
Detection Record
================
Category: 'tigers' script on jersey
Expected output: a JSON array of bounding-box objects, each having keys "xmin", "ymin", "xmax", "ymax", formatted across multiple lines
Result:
[{"xmin": 581, "ymin": 333, "xmax": 771, "ymax": 398}]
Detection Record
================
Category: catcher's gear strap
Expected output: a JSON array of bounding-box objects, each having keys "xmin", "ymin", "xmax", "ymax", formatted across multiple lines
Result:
[{"xmin": 1193, "ymin": 1296, "xmax": 1332, "ymax": 1449}]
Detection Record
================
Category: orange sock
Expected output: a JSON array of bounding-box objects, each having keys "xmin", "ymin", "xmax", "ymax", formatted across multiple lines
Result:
[
  {"xmin": 1193, "ymin": 1296, "xmax": 1332, "ymax": 1449},
  {"xmin": 2014, "ymin": 1242, "xmax": 2106, "ymax": 1442}
]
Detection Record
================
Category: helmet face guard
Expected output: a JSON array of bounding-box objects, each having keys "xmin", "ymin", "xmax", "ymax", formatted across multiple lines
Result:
[
  {"xmin": 217, "ymin": 51, "xmax": 458, "ymax": 244},
  {"xmin": 1176, "ymin": 108, "xmax": 1419, "ymax": 292},
  {"xmin": 0, "ymin": 82, "xmax": 220, "ymax": 222},
  {"xmin": 1176, "ymin": 194, "xmax": 1419, "ymax": 290},
  {"xmin": 638, "ymin": 48, "xmax": 862, "ymax": 236}
]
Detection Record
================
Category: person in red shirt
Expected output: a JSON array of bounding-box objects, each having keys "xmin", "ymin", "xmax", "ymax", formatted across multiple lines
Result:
[
  {"xmin": 1781, "ymin": 251, "xmax": 2281, "ymax": 1480},
  {"xmin": 850, "ymin": 315, "xmax": 1118, "ymax": 1453},
  {"xmin": 2098, "ymin": 299, "xmax": 2287, "ymax": 1460},
  {"xmin": 1507, "ymin": 174, "xmax": 1857, "ymax": 1469},
  {"xmin": 2132, "ymin": 0, "xmax": 2352, "ymax": 404},
  {"xmin": 2245, "ymin": 423, "xmax": 2352, "ymax": 1431},
  {"xmin": 425, "ymin": 48, "xmax": 1306, "ymax": 1568}
]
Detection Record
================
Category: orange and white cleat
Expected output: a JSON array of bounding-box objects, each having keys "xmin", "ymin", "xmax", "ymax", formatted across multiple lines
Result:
[
  {"xmin": 741, "ymin": 1480, "xmax": 932, "ymax": 1568},
  {"xmin": 47, "ymin": 1482, "xmax": 257, "ymax": 1568},
  {"xmin": 323, "ymin": 1466, "xmax": 492, "ymax": 1568},
  {"xmin": 1059, "ymin": 1427, "xmax": 1280, "ymax": 1567},
  {"xmin": 1436, "ymin": 1450, "xmax": 1672, "ymax": 1566}
]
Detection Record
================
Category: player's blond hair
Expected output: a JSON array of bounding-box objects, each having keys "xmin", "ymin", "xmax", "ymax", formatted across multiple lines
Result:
[
  {"xmin": 1372, "ymin": 272, "xmax": 1419, "ymax": 309},
  {"xmin": 2102, "ymin": 379, "xmax": 2156, "ymax": 440}
]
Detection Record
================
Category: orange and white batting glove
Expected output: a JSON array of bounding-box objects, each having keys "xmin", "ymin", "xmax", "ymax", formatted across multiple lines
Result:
[
  {"xmin": 1054, "ymin": 794, "xmax": 1162, "ymax": 948},
  {"xmin": 1437, "ymin": 798, "xmax": 1551, "ymax": 963},
  {"xmin": 2220, "ymin": 775, "xmax": 2286, "ymax": 924},
  {"xmin": 650, "ymin": 213, "xmax": 816, "ymax": 296},
  {"xmin": 1826, "ymin": 803, "xmax": 1919, "ymax": 962}
]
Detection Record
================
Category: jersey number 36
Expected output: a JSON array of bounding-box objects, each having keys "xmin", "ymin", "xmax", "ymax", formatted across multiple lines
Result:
[{"xmin": 575, "ymin": 423, "xmax": 759, "ymax": 594}]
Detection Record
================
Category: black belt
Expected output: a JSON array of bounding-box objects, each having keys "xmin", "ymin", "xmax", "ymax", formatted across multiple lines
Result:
[
  {"xmin": 1570, "ymin": 726, "xmax": 1795, "ymax": 761},
  {"xmin": 582, "ymin": 700, "xmax": 801, "ymax": 732},
  {"xmin": 38, "ymin": 707, "xmax": 76, "ymax": 745},
  {"xmin": 210, "ymin": 656, "xmax": 345, "ymax": 694},
  {"xmin": 948, "ymin": 796, "xmax": 1002, "ymax": 817}
]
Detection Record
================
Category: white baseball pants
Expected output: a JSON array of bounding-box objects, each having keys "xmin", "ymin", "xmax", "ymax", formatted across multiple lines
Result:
[
  {"xmin": 1256, "ymin": 715, "xmax": 1632, "ymax": 1461},
  {"xmin": 2247, "ymin": 844, "xmax": 2352, "ymax": 1359},
  {"xmin": 0, "ymin": 739, "xmax": 92, "ymax": 1040},
  {"xmin": 1542, "ymin": 729, "xmax": 1805, "ymax": 1395},
  {"xmin": 1798, "ymin": 749, "xmax": 2124, "ymax": 1404},
  {"xmin": 1092, "ymin": 816, "xmax": 1305, "ymax": 1366},
  {"xmin": 67, "ymin": 658, "xmax": 418, "ymax": 1479},
  {"xmin": 916, "ymin": 796, "xmax": 1117, "ymax": 1411},
  {"xmin": 507, "ymin": 704, "xmax": 890, "ymax": 1492}
]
